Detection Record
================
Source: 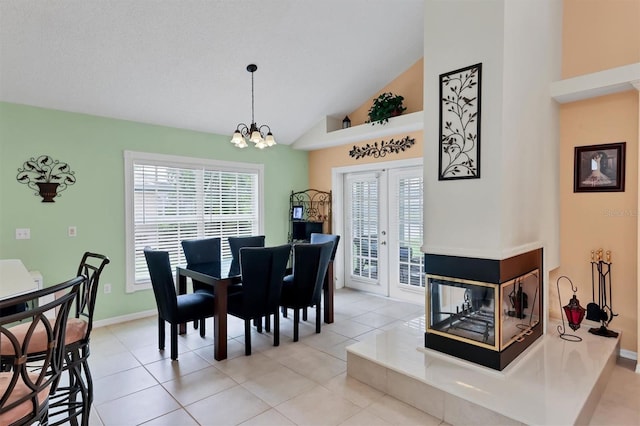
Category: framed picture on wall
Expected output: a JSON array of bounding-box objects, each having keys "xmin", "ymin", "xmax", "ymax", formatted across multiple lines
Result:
[
  {"xmin": 574, "ymin": 142, "xmax": 626, "ymax": 192},
  {"xmin": 292, "ymin": 205, "xmax": 304, "ymax": 220}
]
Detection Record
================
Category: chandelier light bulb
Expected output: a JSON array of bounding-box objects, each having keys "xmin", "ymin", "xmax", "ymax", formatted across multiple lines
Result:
[{"xmin": 265, "ymin": 132, "xmax": 276, "ymax": 147}]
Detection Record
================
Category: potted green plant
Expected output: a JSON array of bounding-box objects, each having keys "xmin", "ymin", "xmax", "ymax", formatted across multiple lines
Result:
[{"xmin": 366, "ymin": 92, "xmax": 407, "ymax": 125}]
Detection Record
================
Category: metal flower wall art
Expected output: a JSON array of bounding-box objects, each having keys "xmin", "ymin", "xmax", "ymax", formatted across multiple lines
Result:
[
  {"xmin": 348, "ymin": 136, "xmax": 415, "ymax": 160},
  {"xmin": 16, "ymin": 155, "xmax": 76, "ymax": 202},
  {"xmin": 439, "ymin": 63, "xmax": 482, "ymax": 180}
]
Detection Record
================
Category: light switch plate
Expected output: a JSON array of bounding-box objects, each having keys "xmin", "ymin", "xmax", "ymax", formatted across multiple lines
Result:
[{"xmin": 16, "ymin": 228, "xmax": 30, "ymax": 239}]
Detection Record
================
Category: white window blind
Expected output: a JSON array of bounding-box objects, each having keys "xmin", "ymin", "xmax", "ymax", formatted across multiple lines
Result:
[
  {"xmin": 125, "ymin": 151, "xmax": 262, "ymax": 291},
  {"xmin": 350, "ymin": 176, "xmax": 379, "ymax": 281},
  {"xmin": 397, "ymin": 175, "xmax": 424, "ymax": 288}
]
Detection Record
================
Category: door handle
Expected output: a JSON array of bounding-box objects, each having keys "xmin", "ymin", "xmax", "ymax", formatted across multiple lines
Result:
[{"xmin": 380, "ymin": 241, "xmax": 387, "ymax": 245}]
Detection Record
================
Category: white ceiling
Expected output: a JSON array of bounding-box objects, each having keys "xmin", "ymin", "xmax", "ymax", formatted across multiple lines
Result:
[{"xmin": 0, "ymin": 0, "xmax": 424, "ymax": 146}]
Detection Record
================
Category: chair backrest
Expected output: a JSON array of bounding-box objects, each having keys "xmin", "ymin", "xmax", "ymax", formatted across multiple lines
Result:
[
  {"xmin": 238, "ymin": 244, "xmax": 291, "ymax": 317},
  {"xmin": 181, "ymin": 237, "xmax": 221, "ymax": 277},
  {"xmin": 75, "ymin": 251, "xmax": 110, "ymax": 338},
  {"xmin": 144, "ymin": 247, "xmax": 178, "ymax": 322},
  {"xmin": 291, "ymin": 241, "xmax": 334, "ymax": 305},
  {"xmin": 309, "ymin": 233, "xmax": 340, "ymax": 261},
  {"xmin": 228, "ymin": 235, "xmax": 266, "ymax": 276},
  {"xmin": 0, "ymin": 276, "xmax": 82, "ymax": 425}
]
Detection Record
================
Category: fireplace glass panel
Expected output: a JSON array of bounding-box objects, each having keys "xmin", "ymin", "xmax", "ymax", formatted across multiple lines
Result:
[
  {"xmin": 500, "ymin": 270, "xmax": 540, "ymax": 348},
  {"xmin": 428, "ymin": 278, "xmax": 497, "ymax": 347}
]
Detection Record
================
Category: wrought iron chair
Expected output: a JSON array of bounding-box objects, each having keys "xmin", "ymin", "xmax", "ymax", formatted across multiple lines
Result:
[
  {"xmin": 1, "ymin": 253, "xmax": 110, "ymax": 426},
  {"xmin": 280, "ymin": 241, "xmax": 333, "ymax": 341},
  {"xmin": 0, "ymin": 276, "xmax": 82, "ymax": 426},
  {"xmin": 226, "ymin": 244, "xmax": 291, "ymax": 355},
  {"xmin": 144, "ymin": 247, "xmax": 215, "ymax": 360},
  {"xmin": 48, "ymin": 252, "xmax": 110, "ymax": 426}
]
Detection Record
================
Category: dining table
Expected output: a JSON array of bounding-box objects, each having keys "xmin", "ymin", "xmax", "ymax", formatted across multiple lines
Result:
[
  {"xmin": 175, "ymin": 266, "xmax": 241, "ymax": 361},
  {"xmin": 0, "ymin": 259, "xmax": 38, "ymax": 300},
  {"xmin": 176, "ymin": 258, "xmax": 335, "ymax": 361}
]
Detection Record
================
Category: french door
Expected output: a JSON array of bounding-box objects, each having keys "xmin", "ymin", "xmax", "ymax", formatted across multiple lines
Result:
[{"xmin": 343, "ymin": 165, "xmax": 424, "ymax": 303}]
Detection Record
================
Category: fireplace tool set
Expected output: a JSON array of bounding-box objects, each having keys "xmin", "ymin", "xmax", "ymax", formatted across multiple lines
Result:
[{"xmin": 587, "ymin": 249, "xmax": 618, "ymax": 338}]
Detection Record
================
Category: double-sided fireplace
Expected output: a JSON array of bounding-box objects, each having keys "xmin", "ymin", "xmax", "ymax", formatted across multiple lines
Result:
[{"xmin": 424, "ymin": 248, "xmax": 543, "ymax": 370}]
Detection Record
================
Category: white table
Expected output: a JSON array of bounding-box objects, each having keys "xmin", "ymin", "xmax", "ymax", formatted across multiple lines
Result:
[{"xmin": 0, "ymin": 259, "xmax": 38, "ymax": 300}]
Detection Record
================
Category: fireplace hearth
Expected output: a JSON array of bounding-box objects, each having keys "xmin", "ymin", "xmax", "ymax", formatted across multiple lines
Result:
[{"xmin": 424, "ymin": 248, "xmax": 543, "ymax": 370}]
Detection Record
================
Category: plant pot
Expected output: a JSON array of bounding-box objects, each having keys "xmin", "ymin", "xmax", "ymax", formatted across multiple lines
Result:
[{"xmin": 37, "ymin": 182, "xmax": 60, "ymax": 202}]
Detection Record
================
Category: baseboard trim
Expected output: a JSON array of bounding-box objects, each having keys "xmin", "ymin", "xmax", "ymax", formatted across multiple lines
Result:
[
  {"xmin": 619, "ymin": 349, "xmax": 637, "ymax": 361},
  {"xmin": 93, "ymin": 309, "xmax": 157, "ymax": 328}
]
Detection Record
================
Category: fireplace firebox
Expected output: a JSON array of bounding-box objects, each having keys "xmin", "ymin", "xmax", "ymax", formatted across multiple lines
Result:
[{"xmin": 424, "ymin": 248, "xmax": 543, "ymax": 370}]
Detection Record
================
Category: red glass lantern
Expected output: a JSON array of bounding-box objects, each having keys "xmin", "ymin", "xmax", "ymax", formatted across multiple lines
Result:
[
  {"xmin": 563, "ymin": 294, "xmax": 585, "ymax": 331},
  {"xmin": 556, "ymin": 276, "xmax": 584, "ymax": 342}
]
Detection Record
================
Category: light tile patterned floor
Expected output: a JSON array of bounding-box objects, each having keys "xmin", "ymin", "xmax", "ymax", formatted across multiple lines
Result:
[{"xmin": 88, "ymin": 288, "xmax": 640, "ymax": 425}]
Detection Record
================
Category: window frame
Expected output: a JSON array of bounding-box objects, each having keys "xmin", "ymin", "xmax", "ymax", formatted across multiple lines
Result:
[{"xmin": 124, "ymin": 150, "xmax": 264, "ymax": 292}]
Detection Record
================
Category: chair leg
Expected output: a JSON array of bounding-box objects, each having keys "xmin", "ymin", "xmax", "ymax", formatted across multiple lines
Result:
[
  {"xmin": 265, "ymin": 315, "xmax": 270, "ymax": 332},
  {"xmin": 194, "ymin": 319, "xmax": 198, "ymax": 329},
  {"xmin": 273, "ymin": 313, "xmax": 280, "ymax": 347},
  {"xmin": 303, "ymin": 307, "xmax": 308, "ymax": 321},
  {"xmin": 199, "ymin": 318, "xmax": 206, "ymax": 337},
  {"xmin": 293, "ymin": 309, "xmax": 299, "ymax": 342},
  {"xmin": 282, "ymin": 306, "xmax": 288, "ymax": 318},
  {"xmin": 81, "ymin": 354, "xmax": 93, "ymax": 426},
  {"xmin": 158, "ymin": 317, "xmax": 165, "ymax": 350},
  {"xmin": 244, "ymin": 320, "xmax": 252, "ymax": 355},
  {"xmin": 316, "ymin": 303, "xmax": 321, "ymax": 333},
  {"xmin": 170, "ymin": 323, "xmax": 178, "ymax": 360}
]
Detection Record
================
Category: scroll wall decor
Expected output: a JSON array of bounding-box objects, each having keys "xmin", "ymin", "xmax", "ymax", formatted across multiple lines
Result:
[
  {"xmin": 16, "ymin": 155, "xmax": 76, "ymax": 202},
  {"xmin": 348, "ymin": 136, "xmax": 415, "ymax": 160},
  {"xmin": 439, "ymin": 63, "xmax": 482, "ymax": 180}
]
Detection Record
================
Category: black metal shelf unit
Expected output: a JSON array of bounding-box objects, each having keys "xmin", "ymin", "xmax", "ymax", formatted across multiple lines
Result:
[{"xmin": 288, "ymin": 189, "xmax": 332, "ymax": 242}]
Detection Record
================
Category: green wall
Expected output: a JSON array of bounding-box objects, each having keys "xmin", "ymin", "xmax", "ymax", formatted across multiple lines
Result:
[{"xmin": 0, "ymin": 102, "xmax": 309, "ymax": 321}]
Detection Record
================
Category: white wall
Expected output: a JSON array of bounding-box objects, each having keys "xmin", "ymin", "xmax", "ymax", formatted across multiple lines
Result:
[{"xmin": 423, "ymin": 0, "xmax": 561, "ymax": 267}]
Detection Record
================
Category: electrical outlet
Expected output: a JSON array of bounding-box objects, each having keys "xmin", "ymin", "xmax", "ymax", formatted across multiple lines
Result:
[
  {"xmin": 104, "ymin": 283, "xmax": 112, "ymax": 294},
  {"xmin": 16, "ymin": 228, "xmax": 30, "ymax": 239},
  {"xmin": 68, "ymin": 226, "xmax": 77, "ymax": 237}
]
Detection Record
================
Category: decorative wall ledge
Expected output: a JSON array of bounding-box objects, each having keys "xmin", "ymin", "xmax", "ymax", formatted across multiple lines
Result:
[
  {"xmin": 550, "ymin": 62, "xmax": 640, "ymax": 104},
  {"xmin": 291, "ymin": 111, "xmax": 423, "ymax": 151}
]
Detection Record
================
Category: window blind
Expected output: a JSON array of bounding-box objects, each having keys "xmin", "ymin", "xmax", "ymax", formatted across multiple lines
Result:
[{"xmin": 131, "ymin": 160, "xmax": 259, "ymax": 286}]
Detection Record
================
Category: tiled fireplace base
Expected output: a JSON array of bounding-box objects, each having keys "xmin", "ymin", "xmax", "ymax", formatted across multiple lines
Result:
[{"xmin": 347, "ymin": 317, "xmax": 619, "ymax": 425}]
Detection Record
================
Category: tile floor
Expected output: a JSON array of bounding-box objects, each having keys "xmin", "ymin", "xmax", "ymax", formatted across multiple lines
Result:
[{"xmin": 87, "ymin": 288, "xmax": 640, "ymax": 426}]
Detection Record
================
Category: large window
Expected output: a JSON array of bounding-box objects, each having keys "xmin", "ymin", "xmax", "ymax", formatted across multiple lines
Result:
[{"xmin": 125, "ymin": 151, "xmax": 263, "ymax": 292}]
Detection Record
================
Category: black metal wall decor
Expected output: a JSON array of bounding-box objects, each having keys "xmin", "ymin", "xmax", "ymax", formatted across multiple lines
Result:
[
  {"xmin": 439, "ymin": 63, "xmax": 481, "ymax": 180},
  {"xmin": 16, "ymin": 155, "xmax": 76, "ymax": 202},
  {"xmin": 348, "ymin": 136, "xmax": 415, "ymax": 160}
]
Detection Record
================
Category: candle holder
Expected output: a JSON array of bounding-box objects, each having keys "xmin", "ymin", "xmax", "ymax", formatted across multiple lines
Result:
[{"xmin": 556, "ymin": 276, "xmax": 585, "ymax": 342}]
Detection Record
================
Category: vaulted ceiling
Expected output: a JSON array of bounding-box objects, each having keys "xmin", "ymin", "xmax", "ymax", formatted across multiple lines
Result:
[{"xmin": 0, "ymin": 0, "xmax": 424, "ymax": 146}]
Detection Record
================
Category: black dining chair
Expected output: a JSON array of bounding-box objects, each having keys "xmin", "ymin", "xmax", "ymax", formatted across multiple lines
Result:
[
  {"xmin": 309, "ymin": 233, "xmax": 340, "ymax": 260},
  {"xmin": 0, "ymin": 276, "xmax": 82, "ymax": 426},
  {"xmin": 228, "ymin": 235, "xmax": 266, "ymax": 277},
  {"xmin": 280, "ymin": 241, "xmax": 333, "ymax": 342},
  {"xmin": 226, "ymin": 244, "xmax": 291, "ymax": 355},
  {"xmin": 144, "ymin": 247, "xmax": 215, "ymax": 360},
  {"xmin": 181, "ymin": 237, "xmax": 223, "ymax": 333},
  {"xmin": 182, "ymin": 237, "xmax": 221, "ymax": 286},
  {"xmin": 308, "ymin": 233, "xmax": 340, "ymax": 320},
  {"xmin": 283, "ymin": 234, "xmax": 340, "ymax": 321}
]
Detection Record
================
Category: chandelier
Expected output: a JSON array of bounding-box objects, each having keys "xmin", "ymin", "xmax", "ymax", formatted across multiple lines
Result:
[{"xmin": 230, "ymin": 64, "xmax": 276, "ymax": 149}]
